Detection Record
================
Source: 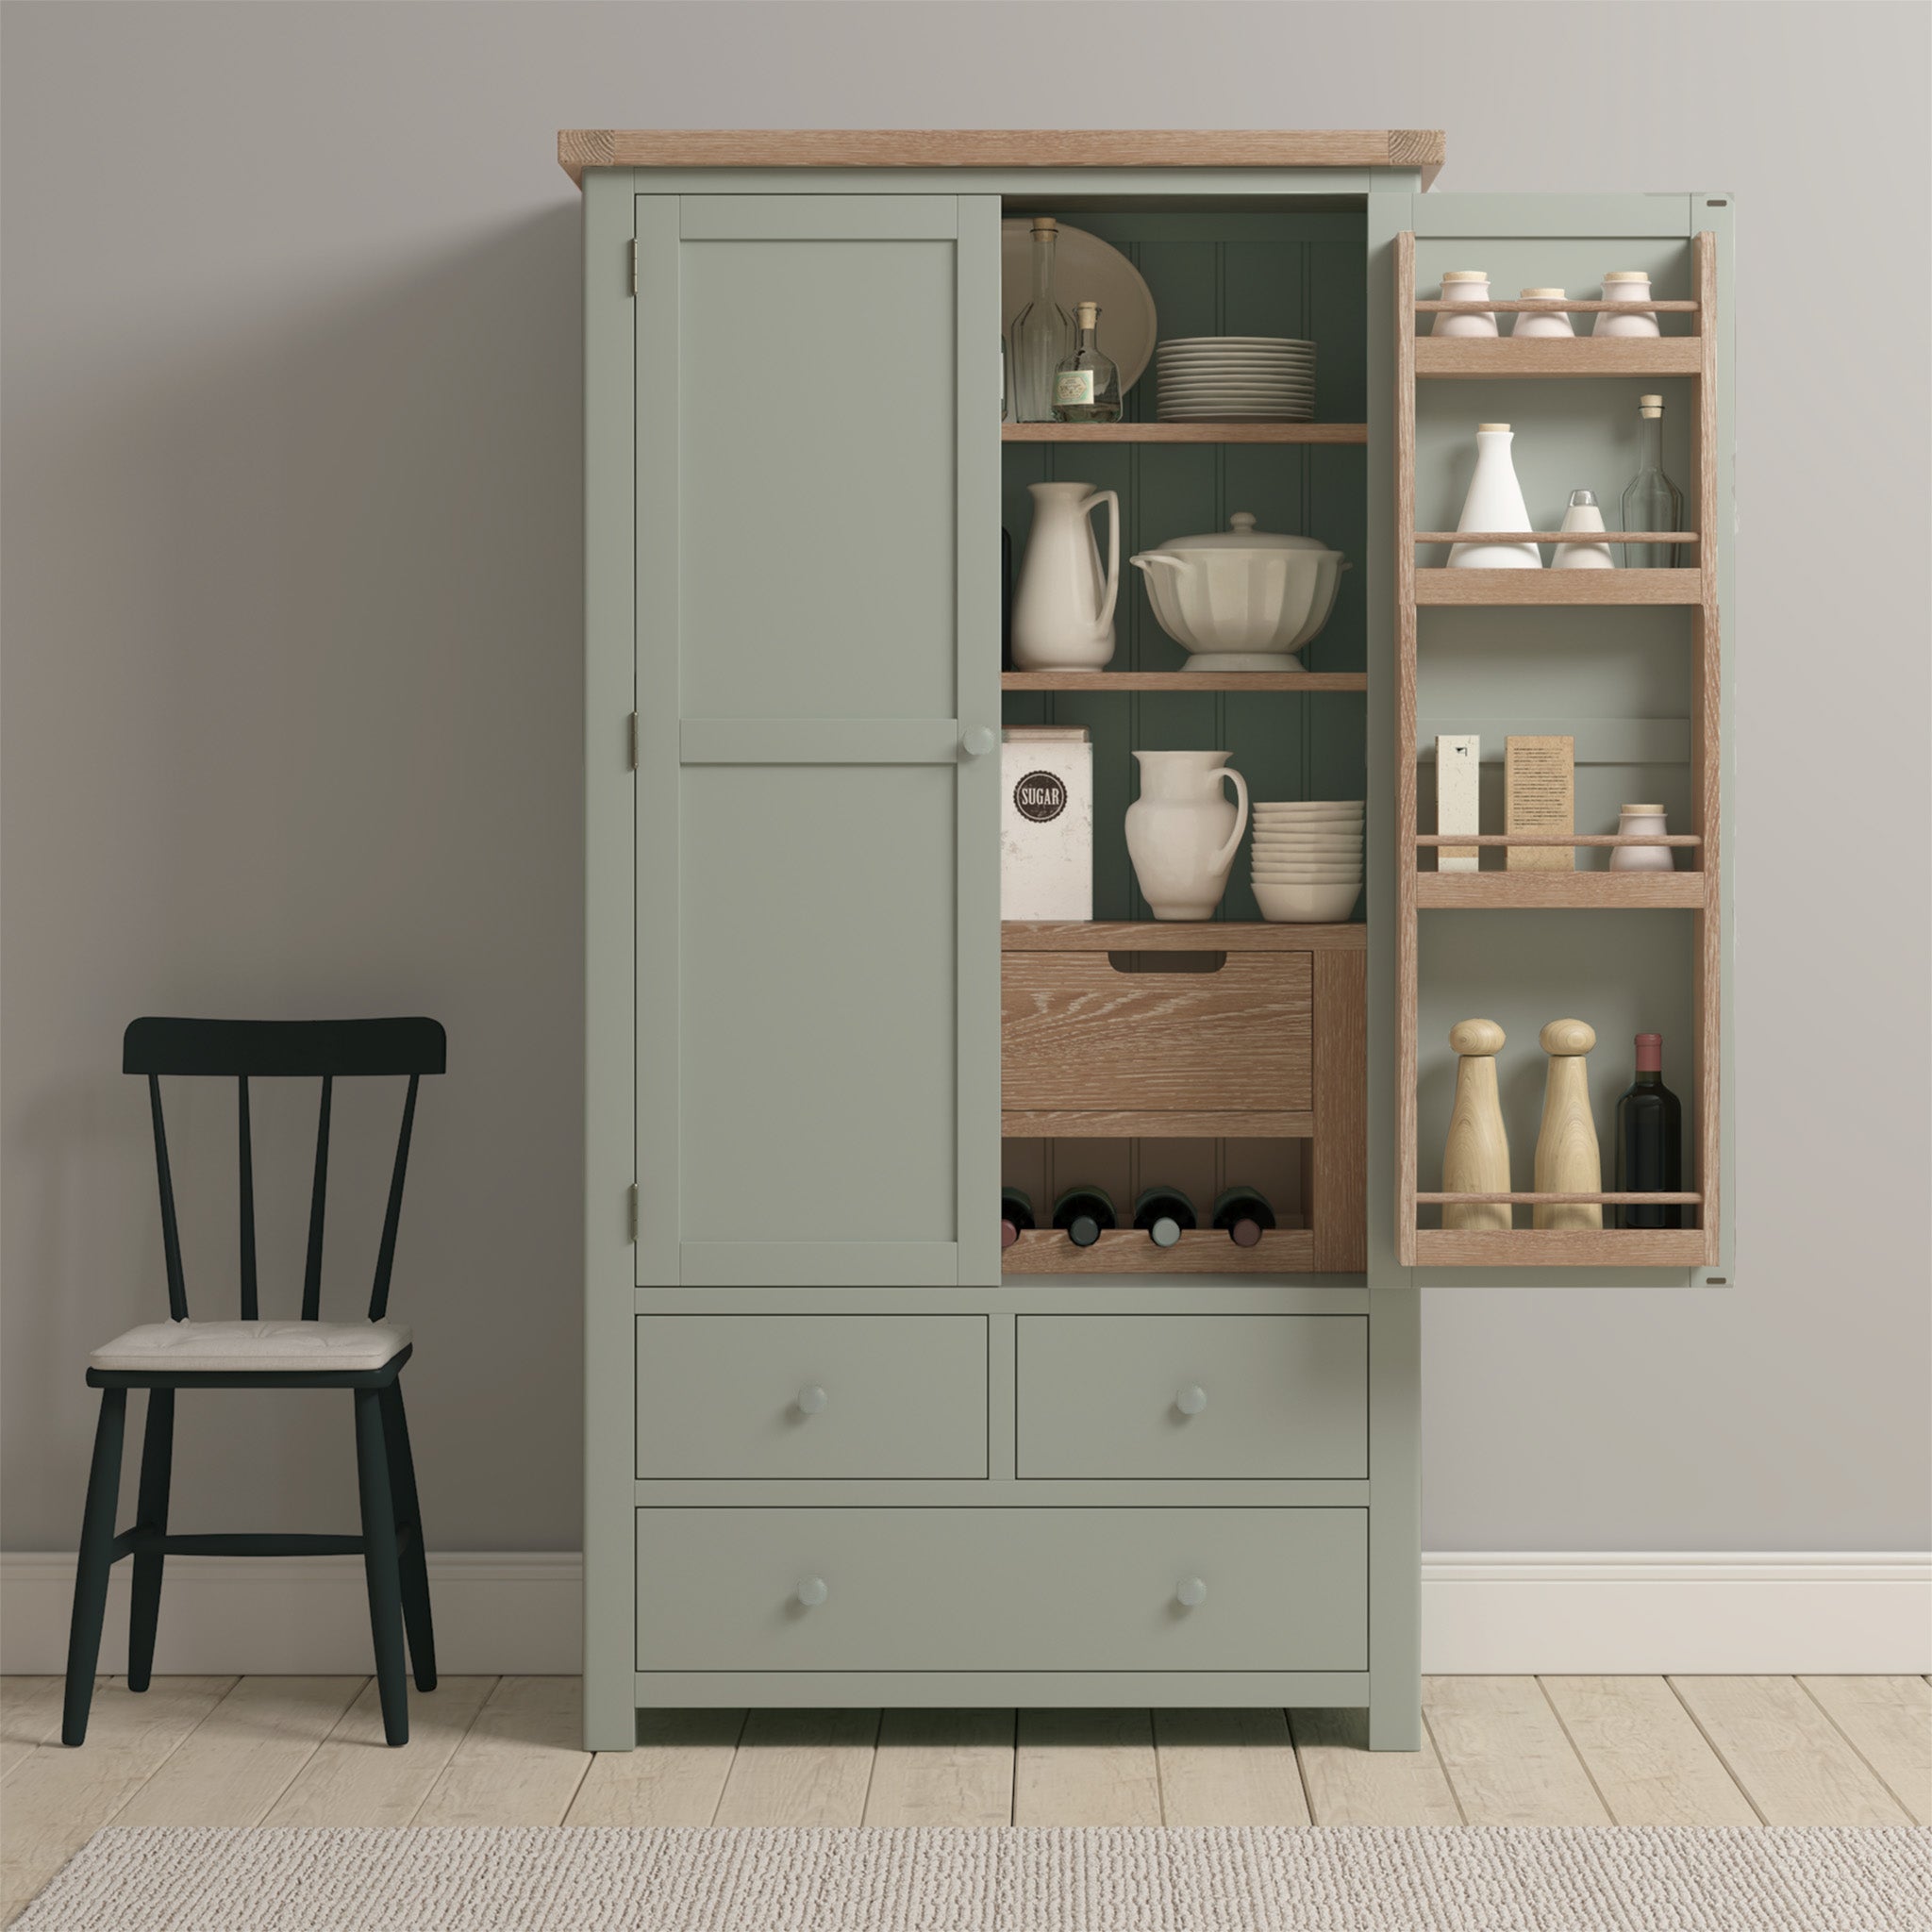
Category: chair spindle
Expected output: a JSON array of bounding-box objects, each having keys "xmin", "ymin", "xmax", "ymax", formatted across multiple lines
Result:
[
  {"xmin": 369, "ymin": 1074, "xmax": 420, "ymax": 1324},
  {"xmin": 147, "ymin": 1075, "xmax": 188, "ymax": 1323},
  {"xmin": 301, "ymin": 1074, "xmax": 332, "ymax": 1322},
  {"xmin": 237, "ymin": 1076, "xmax": 258, "ymax": 1322}
]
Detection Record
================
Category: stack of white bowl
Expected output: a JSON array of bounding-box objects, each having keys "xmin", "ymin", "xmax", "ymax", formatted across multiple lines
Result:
[
  {"xmin": 1156, "ymin": 337, "xmax": 1316, "ymax": 422},
  {"xmin": 1251, "ymin": 801, "xmax": 1364, "ymax": 922}
]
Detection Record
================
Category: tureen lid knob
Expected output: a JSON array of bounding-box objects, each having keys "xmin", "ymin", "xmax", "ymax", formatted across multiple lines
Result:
[{"xmin": 1229, "ymin": 512, "xmax": 1257, "ymax": 533}]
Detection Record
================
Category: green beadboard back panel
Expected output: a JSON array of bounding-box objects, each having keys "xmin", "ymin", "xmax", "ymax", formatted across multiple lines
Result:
[{"xmin": 1001, "ymin": 209, "xmax": 1368, "ymax": 927}]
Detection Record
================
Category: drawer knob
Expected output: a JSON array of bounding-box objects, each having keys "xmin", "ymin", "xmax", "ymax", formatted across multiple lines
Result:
[
  {"xmin": 1175, "ymin": 1384, "xmax": 1209, "ymax": 1417},
  {"xmin": 795, "ymin": 1385, "xmax": 828, "ymax": 1416},
  {"xmin": 1176, "ymin": 1576, "xmax": 1208, "ymax": 1608},
  {"xmin": 960, "ymin": 724, "xmax": 996, "ymax": 758},
  {"xmin": 795, "ymin": 1575, "xmax": 829, "ymax": 1607}
]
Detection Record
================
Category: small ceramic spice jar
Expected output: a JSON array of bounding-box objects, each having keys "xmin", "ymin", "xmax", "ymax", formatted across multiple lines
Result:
[
  {"xmin": 1509, "ymin": 288, "xmax": 1574, "ymax": 338},
  {"xmin": 1432, "ymin": 271, "xmax": 1497, "ymax": 338},
  {"xmin": 1608, "ymin": 804, "xmax": 1675, "ymax": 872},
  {"xmin": 1593, "ymin": 271, "xmax": 1661, "ymax": 337}
]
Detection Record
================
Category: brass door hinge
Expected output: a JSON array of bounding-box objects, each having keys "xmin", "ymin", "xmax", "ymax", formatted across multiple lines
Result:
[{"xmin": 627, "ymin": 712, "xmax": 639, "ymax": 769}]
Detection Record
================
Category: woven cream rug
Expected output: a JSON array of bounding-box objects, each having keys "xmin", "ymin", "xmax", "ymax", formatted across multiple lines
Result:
[{"xmin": 16, "ymin": 1824, "xmax": 1929, "ymax": 1930}]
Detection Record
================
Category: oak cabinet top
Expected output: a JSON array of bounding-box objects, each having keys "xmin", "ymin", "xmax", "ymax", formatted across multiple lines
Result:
[{"xmin": 558, "ymin": 127, "xmax": 1445, "ymax": 187}]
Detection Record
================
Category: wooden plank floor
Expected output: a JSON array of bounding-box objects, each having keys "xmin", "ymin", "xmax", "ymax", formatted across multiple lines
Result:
[{"xmin": 5, "ymin": 1676, "xmax": 1926, "ymax": 1922}]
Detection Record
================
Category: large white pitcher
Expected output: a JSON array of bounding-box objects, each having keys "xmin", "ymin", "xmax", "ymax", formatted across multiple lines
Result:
[
  {"xmin": 1125, "ymin": 750, "xmax": 1249, "ymax": 920},
  {"xmin": 1011, "ymin": 481, "xmax": 1120, "ymax": 669}
]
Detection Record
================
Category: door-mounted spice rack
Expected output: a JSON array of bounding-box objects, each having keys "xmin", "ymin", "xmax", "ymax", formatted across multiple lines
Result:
[{"xmin": 1393, "ymin": 228, "xmax": 1723, "ymax": 1269}]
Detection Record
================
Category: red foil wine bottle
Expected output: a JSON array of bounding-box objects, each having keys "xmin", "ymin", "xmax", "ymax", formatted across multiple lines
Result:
[
  {"xmin": 1000, "ymin": 1188, "xmax": 1036, "ymax": 1250},
  {"xmin": 1211, "ymin": 1186, "xmax": 1275, "ymax": 1248},
  {"xmin": 1614, "ymin": 1033, "xmax": 1684, "ymax": 1228}
]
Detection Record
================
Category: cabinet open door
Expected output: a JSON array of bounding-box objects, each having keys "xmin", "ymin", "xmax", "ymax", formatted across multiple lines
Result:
[{"xmin": 632, "ymin": 193, "xmax": 1003, "ymax": 1288}]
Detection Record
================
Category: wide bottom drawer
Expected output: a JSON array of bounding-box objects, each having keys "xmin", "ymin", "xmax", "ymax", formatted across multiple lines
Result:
[{"xmin": 635, "ymin": 1507, "xmax": 1366, "ymax": 1673}]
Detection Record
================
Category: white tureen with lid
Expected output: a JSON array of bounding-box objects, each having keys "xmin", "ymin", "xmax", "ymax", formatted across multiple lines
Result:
[{"xmin": 1130, "ymin": 514, "xmax": 1350, "ymax": 671}]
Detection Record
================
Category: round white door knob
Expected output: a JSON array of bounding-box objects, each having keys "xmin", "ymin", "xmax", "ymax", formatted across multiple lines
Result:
[
  {"xmin": 1176, "ymin": 1577, "xmax": 1208, "ymax": 1607},
  {"xmin": 795, "ymin": 1385, "xmax": 828, "ymax": 1415},
  {"xmin": 961, "ymin": 725, "xmax": 996, "ymax": 758},
  {"xmin": 1175, "ymin": 1384, "xmax": 1209, "ymax": 1416},
  {"xmin": 795, "ymin": 1576, "xmax": 829, "ymax": 1607}
]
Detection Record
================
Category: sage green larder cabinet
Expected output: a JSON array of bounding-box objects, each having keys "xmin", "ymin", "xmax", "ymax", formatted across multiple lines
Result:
[{"xmin": 575, "ymin": 132, "xmax": 1732, "ymax": 1753}]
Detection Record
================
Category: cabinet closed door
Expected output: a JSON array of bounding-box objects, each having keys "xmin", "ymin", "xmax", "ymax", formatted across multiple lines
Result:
[{"xmin": 634, "ymin": 194, "xmax": 1002, "ymax": 1287}]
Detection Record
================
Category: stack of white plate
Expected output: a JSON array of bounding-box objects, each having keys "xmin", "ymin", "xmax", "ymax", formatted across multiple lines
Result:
[
  {"xmin": 1251, "ymin": 800, "xmax": 1363, "ymax": 922},
  {"xmin": 1157, "ymin": 337, "xmax": 1316, "ymax": 423}
]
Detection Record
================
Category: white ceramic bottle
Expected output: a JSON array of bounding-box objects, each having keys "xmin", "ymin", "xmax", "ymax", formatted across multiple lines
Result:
[
  {"xmin": 1551, "ymin": 488, "xmax": 1615, "ymax": 569},
  {"xmin": 1608, "ymin": 804, "xmax": 1675, "ymax": 872},
  {"xmin": 1124, "ymin": 750, "xmax": 1249, "ymax": 920},
  {"xmin": 1510, "ymin": 288, "xmax": 1574, "ymax": 338},
  {"xmin": 1431, "ymin": 271, "xmax": 1496, "ymax": 337},
  {"xmin": 1447, "ymin": 425, "xmax": 1541, "ymax": 569},
  {"xmin": 1593, "ymin": 271, "xmax": 1660, "ymax": 337}
]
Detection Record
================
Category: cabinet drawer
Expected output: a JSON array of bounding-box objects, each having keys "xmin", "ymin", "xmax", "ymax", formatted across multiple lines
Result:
[
  {"xmin": 1002, "ymin": 951, "xmax": 1310, "ymax": 1119},
  {"xmin": 1017, "ymin": 1315, "xmax": 1366, "ymax": 1478},
  {"xmin": 635, "ymin": 1316, "xmax": 987, "ymax": 1479},
  {"xmin": 636, "ymin": 1507, "xmax": 1365, "ymax": 1672}
]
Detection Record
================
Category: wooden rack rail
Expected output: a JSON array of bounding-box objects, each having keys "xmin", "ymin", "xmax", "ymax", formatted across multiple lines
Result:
[{"xmin": 1394, "ymin": 227, "xmax": 1722, "ymax": 1270}]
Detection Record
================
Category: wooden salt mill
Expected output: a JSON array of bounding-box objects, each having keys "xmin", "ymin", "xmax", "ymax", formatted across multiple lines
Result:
[
  {"xmin": 1442, "ymin": 1019, "xmax": 1510, "ymax": 1231},
  {"xmin": 1534, "ymin": 1018, "xmax": 1603, "ymax": 1228}
]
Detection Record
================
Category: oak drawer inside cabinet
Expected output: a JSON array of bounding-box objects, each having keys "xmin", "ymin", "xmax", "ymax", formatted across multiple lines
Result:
[
  {"xmin": 1017, "ymin": 1315, "xmax": 1367, "ymax": 1478},
  {"xmin": 636, "ymin": 1507, "xmax": 1366, "ymax": 1672},
  {"xmin": 1002, "ymin": 950, "xmax": 1311, "ymax": 1116},
  {"xmin": 635, "ymin": 1315, "xmax": 988, "ymax": 1479}
]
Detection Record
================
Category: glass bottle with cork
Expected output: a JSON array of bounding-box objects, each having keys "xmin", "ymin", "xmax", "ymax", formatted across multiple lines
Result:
[{"xmin": 1051, "ymin": 302, "xmax": 1122, "ymax": 423}]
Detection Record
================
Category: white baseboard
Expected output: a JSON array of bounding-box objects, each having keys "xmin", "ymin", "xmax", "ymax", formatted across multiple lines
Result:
[{"xmin": 4, "ymin": 1551, "xmax": 1926, "ymax": 1678}]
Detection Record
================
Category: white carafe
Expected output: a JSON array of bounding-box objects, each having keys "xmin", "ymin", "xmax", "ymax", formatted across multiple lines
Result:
[
  {"xmin": 1010, "ymin": 480, "xmax": 1121, "ymax": 669},
  {"xmin": 1551, "ymin": 488, "xmax": 1615, "ymax": 569},
  {"xmin": 1124, "ymin": 750, "xmax": 1249, "ymax": 920},
  {"xmin": 1447, "ymin": 425, "xmax": 1541, "ymax": 569}
]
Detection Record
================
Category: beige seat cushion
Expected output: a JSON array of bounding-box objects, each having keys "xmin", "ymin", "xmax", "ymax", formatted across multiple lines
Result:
[{"xmin": 90, "ymin": 1319, "xmax": 412, "ymax": 1374}]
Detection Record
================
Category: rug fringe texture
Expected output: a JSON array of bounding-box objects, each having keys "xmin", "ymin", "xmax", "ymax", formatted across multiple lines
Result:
[{"xmin": 15, "ymin": 1824, "xmax": 1931, "ymax": 1931}]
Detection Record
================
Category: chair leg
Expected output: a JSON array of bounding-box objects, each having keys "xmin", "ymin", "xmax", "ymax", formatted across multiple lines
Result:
[
  {"xmin": 63, "ymin": 1388, "xmax": 127, "ymax": 1745},
  {"xmin": 126, "ymin": 1389, "xmax": 175, "ymax": 1692},
  {"xmin": 378, "ymin": 1381, "xmax": 437, "ymax": 1692},
  {"xmin": 352, "ymin": 1388, "xmax": 409, "ymax": 1746}
]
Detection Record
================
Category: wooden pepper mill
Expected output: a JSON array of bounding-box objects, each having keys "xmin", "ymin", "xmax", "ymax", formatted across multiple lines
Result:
[
  {"xmin": 1442, "ymin": 1019, "xmax": 1510, "ymax": 1230},
  {"xmin": 1534, "ymin": 1018, "xmax": 1603, "ymax": 1228}
]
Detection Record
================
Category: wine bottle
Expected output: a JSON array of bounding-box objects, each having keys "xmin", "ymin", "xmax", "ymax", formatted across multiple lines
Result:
[
  {"xmin": 1051, "ymin": 1184, "xmax": 1117, "ymax": 1248},
  {"xmin": 1000, "ymin": 1187, "xmax": 1035, "ymax": 1251},
  {"xmin": 1211, "ymin": 1186, "xmax": 1275, "ymax": 1248},
  {"xmin": 1614, "ymin": 1033, "xmax": 1684, "ymax": 1228},
  {"xmin": 1132, "ymin": 1186, "xmax": 1197, "ymax": 1249}
]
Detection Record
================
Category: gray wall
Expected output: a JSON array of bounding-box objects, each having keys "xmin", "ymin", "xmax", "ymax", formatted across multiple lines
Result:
[{"xmin": 4, "ymin": 1, "xmax": 1926, "ymax": 1555}]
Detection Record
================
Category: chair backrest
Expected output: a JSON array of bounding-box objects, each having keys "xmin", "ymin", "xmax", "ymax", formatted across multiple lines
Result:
[{"xmin": 123, "ymin": 1018, "xmax": 446, "ymax": 1324}]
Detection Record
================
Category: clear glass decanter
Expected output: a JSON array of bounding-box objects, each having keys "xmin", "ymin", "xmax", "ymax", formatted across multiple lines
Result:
[
  {"xmin": 1619, "ymin": 393, "xmax": 1685, "ymax": 567},
  {"xmin": 1009, "ymin": 217, "xmax": 1073, "ymax": 422},
  {"xmin": 1051, "ymin": 301, "xmax": 1122, "ymax": 423}
]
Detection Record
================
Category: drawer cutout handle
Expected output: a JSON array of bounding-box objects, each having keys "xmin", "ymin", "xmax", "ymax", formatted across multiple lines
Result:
[
  {"xmin": 795, "ymin": 1385, "xmax": 828, "ymax": 1416},
  {"xmin": 795, "ymin": 1576, "xmax": 829, "ymax": 1607},
  {"xmin": 1175, "ymin": 1385, "xmax": 1209, "ymax": 1417},
  {"xmin": 1176, "ymin": 1577, "xmax": 1208, "ymax": 1608},
  {"xmin": 1106, "ymin": 951, "xmax": 1227, "ymax": 975}
]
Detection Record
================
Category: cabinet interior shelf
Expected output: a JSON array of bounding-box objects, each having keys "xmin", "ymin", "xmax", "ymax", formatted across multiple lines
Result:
[
  {"xmin": 1413, "ymin": 299, "xmax": 1700, "ymax": 313},
  {"xmin": 1001, "ymin": 422, "xmax": 1368, "ymax": 444},
  {"xmin": 1415, "ymin": 834, "xmax": 1702, "ymax": 848},
  {"xmin": 1418, "ymin": 1191, "xmax": 1702, "ymax": 1206},
  {"xmin": 1003, "ymin": 670, "xmax": 1366, "ymax": 692},
  {"xmin": 1413, "ymin": 1229, "xmax": 1709, "ymax": 1267},
  {"xmin": 1414, "ymin": 568, "xmax": 1702, "ymax": 606},
  {"xmin": 1414, "ymin": 338, "xmax": 1703, "ymax": 378},
  {"xmin": 1414, "ymin": 873, "xmax": 1707, "ymax": 908},
  {"xmin": 1003, "ymin": 1225, "xmax": 1314, "ymax": 1275},
  {"xmin": 1413, "ymin": 532, "xmax": 1696, "ymax": 546},
  {"xmin": 1002, "ymin": 921, "xmax": 1365, "ymax": 952}
]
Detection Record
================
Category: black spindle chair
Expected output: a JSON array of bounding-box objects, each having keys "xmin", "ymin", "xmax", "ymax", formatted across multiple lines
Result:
[{"xmin": 62, "ymin": 1017, "xmax": 447, "ymax": 1748}]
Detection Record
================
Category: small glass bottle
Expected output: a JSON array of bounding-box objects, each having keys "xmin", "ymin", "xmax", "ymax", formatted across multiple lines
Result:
[
  {"xmin": 1619, "ymin": 395, "xmax": 1685, "ymax": 567},
  {"xmin": 1052, "ymin": 301, "xmax": 1122, "ymax": 423},
  {"xmin": 1009, "ymin": 217, "xmax": 1073, "ymax": 423}
]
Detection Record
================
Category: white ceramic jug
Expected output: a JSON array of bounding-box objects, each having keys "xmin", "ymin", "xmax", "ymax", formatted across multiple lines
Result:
[
  {"xmin": 1447, "ymin": 424, "xmax": 1541, "ymax": 569},
  {"xmin": 1124, "ymin": 750, "xmax": 1249, "ymax": 920},
  {"xmin": 1011, "ymin": 481, "xmax": 1120, "ymax": 669}
]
